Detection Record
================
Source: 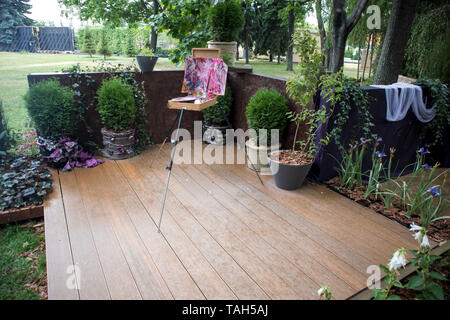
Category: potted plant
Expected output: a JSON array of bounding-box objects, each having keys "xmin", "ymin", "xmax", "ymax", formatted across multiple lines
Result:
[
  {"xmin": 267, "ymin": 30, "xmax": 332, "ymax": 190},
  {"xmin": 136, "ymin": 47, "xmax": 158, "ymax": 72},
  {"xmin": 245, "ymin": 88, "xmax": 289, "ymax": 173},
  {"xmin": 207, "ymin": 0, "xmax": 244, "ymax": 65},
  {"xmin": 96, "ymin": 78, "xmax": 137, "ymax": 160},
  {"xmin": 202, "ymin": 86, "xmax": 233, "ymax": 145}
]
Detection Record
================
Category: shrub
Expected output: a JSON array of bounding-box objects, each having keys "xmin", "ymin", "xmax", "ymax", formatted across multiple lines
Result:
[
  {"xmin": 25, "ymin": 80, "xmax": 77, "ymax": 139},
  {"xmin": 207, "ymin": 0, "xmax": 244, "ymax": 42},
  {"xmin": 0, "ymin": 101, "xmax": 14, "ymax": 157},
  {"xmin": 202, "ymin": 86, "xmax": 233, "ymax": 126},
  {"xmin": 96, "ymin": 78, "xmax": 136, "ymax": 131},
  {"xmin": 246, "ymin": 88, "xmax": 289, "ymax": 145}
]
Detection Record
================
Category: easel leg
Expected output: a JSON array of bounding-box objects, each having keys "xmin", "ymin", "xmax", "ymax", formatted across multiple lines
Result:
[
  {"xmin": 157, "ymin": 107, "xmax": 185, "ymax": 233},
  {"xmin": 150, "ymin": 113, "xmax": 181, "ymax": 168}
]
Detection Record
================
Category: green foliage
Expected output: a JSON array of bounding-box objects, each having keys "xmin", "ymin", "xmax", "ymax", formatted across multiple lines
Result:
[
  {"xmin": 81, "ymin": 27, "xmax": 96, "ymax": 57},
  {"xmin": 207, "ymin": 0, "xmax": 244, "ymax": 42},
  {"xmin": 0, "ymin": 222, "xmax": 46, "ymax": 300},
  {"xmin": 0, "ymin": 0, "xmax": 34, "ymax": 49},
  {"xmin": 97, "ymin": 28, "xmax": 112, "ymax": 59},
  {"xmin": 0, "ymin": 101, "xmax": 14, "ymax": 157},
  {"xmin": 125, "ymin": 29, "xmax": 137, "ymax": 57},
  {"xmin": 0, "ymin": 157, "xmax": 53, "ymax": 211},
  {"xmin": 24, "ymin": 80, "xmax": 77, "ymax": 138},
  {"xmin": 96, "ymin": 78, "xmax": 136, "ymax": 132},
  {"xmin": 404, "ymin": 1, "xmax": 450, "ymax": 84},
  {"xmin": 202, "ymin": 86, "xmax": 233, "ymax": 126},
  {"xmin": 246, "ymin": 88, "xmax": 288, "ymax": 145},
  {"xmin": 286, "ymin": 30, "xmax": 322, "ymax": 108},
  {"xmin": 415, "ymin": 78, "xmax": 449, "ymax": 149}
]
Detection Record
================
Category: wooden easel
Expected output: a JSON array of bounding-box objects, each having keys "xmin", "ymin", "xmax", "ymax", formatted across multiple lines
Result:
[{"xmin": 155, "ymin": 48, "xmax": 263, "ymax": 233}]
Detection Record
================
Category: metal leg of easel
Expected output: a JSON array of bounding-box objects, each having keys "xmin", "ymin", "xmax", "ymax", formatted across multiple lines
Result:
[
  {"xmin": 150, "ymin": 113, "xmax": 181, "ymax": 168},
  {"xmin": 157, "ymin": 107, "xmax": 185, "ymax": 233},
  {"xmin": 217, "ymin": 104, "xmax": 264, "ymax": 185}
]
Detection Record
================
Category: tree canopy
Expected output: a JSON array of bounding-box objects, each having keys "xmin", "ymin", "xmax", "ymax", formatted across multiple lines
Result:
[{"xmin": 0, "ymin": 0, "xmax": 34, "ymax": 49}]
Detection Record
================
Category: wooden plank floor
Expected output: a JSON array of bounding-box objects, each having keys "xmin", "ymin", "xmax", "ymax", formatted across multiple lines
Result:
[{"xmin": 44, "ymin": 140, "xmax": 420, "ymax": 300}]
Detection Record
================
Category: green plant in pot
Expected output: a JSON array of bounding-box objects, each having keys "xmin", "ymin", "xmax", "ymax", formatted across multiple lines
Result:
[
  {"xmin": 245, "ymin": 88, "xmax": 289, "ymax": 173},
  {"xmin": 267, "ymin": 30, "xmax": 332, "ymax": 190},
  {"xmin": 96, "ymin": 78, "xmax": 137, "ymax": 160},
  {"xmin": 202, "ymin": 86, "xmax": 233, "ymax": 145},
  {"xmin": 207, "ymin": 0, "xmax": 244, "ymax": 65},
  {"xmin": 136, "ymin": 47, "xmax": 158, "ymax": 72}
]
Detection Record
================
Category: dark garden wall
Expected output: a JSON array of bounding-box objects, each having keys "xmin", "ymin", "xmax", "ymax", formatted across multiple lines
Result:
[{"xmin": 27, "ymin": 70, "xmax": 308, "ymax": 148}]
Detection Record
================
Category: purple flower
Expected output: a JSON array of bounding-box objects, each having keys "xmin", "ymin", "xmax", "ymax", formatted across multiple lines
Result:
[
  {"xmin": 376, "ymin": 151, "xmax": 386, "ymax": 158},
  {"xmin": 58, "ymin": 137, "xmax": 70, "ymax": 144},
  {"xmin": 418, "ymin": 147, "xmax": 430, "ymax": 155},
  {"xmin": 375, "ymin": 137, "xmax": 382, "ymax": 143},
  {"xmin": 426, "ymin": 186, "xmax": 441, "ymax": 197},
  {"xmin": 359, "ymin": 138, "xmax": 369, "ymax": 146},
  {"xmin": 64, "ymin": 141, "xmax": 77, "ymax": 151},
  {"xmin": 423, "ymin": 164, "xmax": 431, "ymax": 171}
]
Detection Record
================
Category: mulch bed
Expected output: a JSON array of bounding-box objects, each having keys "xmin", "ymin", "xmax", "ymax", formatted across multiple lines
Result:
[
  {"xmin": 327, "ymin": 177, "xmax": 449, "ymax": 243},
  {"xmin": 19, "ymin": 219, "xmax": 48, "ymax": 299}
]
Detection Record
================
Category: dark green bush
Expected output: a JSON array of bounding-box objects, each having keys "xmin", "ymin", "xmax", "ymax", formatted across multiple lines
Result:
[
  {"xmin": 246, "ymin": 88, "xmax": 289, "ymax": 145},
  {"xmin": 202, "ymin": 86, "xmax": 233, "ymax": 126},
  {"xmin": 207, "ymin": 0, "xmax": 244, "ymax": 42},
  {"xmin": 96, "ymin": 78, "xmax": 136, "ymax": 131},
  {"xmin": 0, "ymin": 101, "xmax": 14, "ymax": 156},
  {"xmin": 25, "ymin": 80, "xmax": 77, "ymax": 138}
]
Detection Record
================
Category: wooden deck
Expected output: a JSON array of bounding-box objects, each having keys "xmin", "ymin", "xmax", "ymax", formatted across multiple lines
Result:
[{"xmin": 44, "ymin": 140, "xmax": 420, "ymax": 300}]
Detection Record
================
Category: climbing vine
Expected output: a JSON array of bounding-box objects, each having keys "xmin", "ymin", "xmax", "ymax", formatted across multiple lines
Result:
[{"xmin": 415, "ymin": 78, "xmax": 450, "ymax": 149}]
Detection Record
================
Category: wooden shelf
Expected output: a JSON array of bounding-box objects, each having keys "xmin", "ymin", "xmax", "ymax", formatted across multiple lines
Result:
[{"xmin": 168, "ymin": 96, "xmax": 217, "ymax": 111}]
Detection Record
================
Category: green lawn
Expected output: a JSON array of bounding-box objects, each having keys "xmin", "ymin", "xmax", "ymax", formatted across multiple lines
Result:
[
  {"xmin": 0, "ymin": 52, "xmax": 180, "ymax": 132},
  {"xmin": 0, "ymin": 220, "xmax": 47, "ymax": 299}
]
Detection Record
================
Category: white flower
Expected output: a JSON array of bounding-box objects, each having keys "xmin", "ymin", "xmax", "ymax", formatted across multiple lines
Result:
[
  {"xmin": 317, "ymin": 287, "xmax": 324, "ymax": 296},
  {"xmin": 409, "ymin": 223, "xmax": 422, "ymax": 232},
  {"xmin": 420, "ymin": 234, "xmax": 430, "ymax": 248},
  {"xmin": 413, "ymin": 231, "xmax": 421, "ymax": 241},
  {"xmin": 388, "ymin": 248, "xmax": 407, "ymax": 271}
]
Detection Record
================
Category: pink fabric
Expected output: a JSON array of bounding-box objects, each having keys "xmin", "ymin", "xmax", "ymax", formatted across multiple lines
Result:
[{"xmin": 182, "ymin": 57, "xmax": 228, "ymax": 98}]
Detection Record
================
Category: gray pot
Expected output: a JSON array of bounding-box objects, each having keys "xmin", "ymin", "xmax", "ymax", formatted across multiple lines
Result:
[
  {"xmin": 203, "ymin": 123, "xmax": 231, "ymax": 145},
  {"xmin": 268, "ymin": 150, "xmax": 313, "ymax": 190},
  {"xmin": 136, "ymin": 56, "xmax": 158, "ymax": 72}
]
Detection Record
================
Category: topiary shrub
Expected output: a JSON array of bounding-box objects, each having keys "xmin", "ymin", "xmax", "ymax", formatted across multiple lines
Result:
[
  {"xmin": 96, "ymin": 78, "xmax": 136, "ymax": 131},
  {"xmin": 25, "ymin": 80, "xmax": 77, "ymax": 139},
  {"xmin": 207, "ymin": 0, "xmax": 244, "ymax": 42},
  {"xmin": 202, "ymin": 86, "xmax": 233, "ymax": 126},
  {"xmin": 246, "ymin": 88, "xmax": 289, "ymax": 145},
  {"xmin": 0, "ymin": 101, "xmax": 14, "ymax": 157}
]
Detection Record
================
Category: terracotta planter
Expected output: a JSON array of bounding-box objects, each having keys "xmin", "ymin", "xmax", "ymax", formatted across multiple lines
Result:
[
  {"xmin": 268, "ymin": 150, "xmax": 314, "ymax": 190},
  {"xmin": 207, "ymin": 41, "xmax": 237, "ymax": 65},
  {"xmin": 136, "ymin": 56, "xmax": 158, "ymax": 72},
  {"xmin": 245, "ymin": 139, "xmax": 280, "ymax": 174},
  {"xmin": 101, "ymin": 128, "xmax": 135, "ymax": 160}
]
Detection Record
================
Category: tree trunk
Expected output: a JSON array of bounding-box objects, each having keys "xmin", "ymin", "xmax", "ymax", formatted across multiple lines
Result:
[
  {"xmin": 236, "ymin": 42, "xmax": 239, "ymax": 61},
  {"xmin": 329, "ymin": 0, "xmax": 369, "ymax": 73},
  {"xmin": 286, "ymin": 8, "xmax": 294, "ymax": 71},
  {"xmin": 245, "ymin": 24, "xmax": 250, "ymax": 64},
  {"xmin": 315, "ymin": 0, "xmax": 327, "ymax": 68},
  {"xmin": 373, "ymin": 0, "xmax": 419, "ymax": 84},
  {"xmin": 150, "ymin": 0, "xmax": 159, "ymax": 51},
  {"xmin": 269, "ymin": 53, "xmax": 273, "ymax": 62}
]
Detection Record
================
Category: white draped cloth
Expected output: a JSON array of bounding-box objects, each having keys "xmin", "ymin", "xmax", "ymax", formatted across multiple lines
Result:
[{"xmin": 371, "ymin": 82, "xmax": 436, "ymax": 122}]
